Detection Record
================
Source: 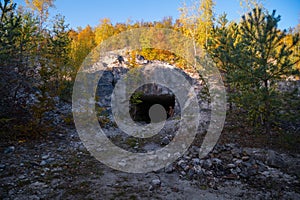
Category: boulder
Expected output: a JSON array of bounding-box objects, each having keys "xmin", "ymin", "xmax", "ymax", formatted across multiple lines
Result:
[{"xmin": 266, "ymin": 150, "xmax": 286, "ymax": 169}]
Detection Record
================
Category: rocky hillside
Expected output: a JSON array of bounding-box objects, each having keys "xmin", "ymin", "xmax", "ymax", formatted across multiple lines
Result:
[{"xmin": 1, "ymin": 93, "xmax": 299, "ymax": 199}]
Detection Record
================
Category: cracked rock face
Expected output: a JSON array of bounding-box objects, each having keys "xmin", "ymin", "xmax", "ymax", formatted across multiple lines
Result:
[{"xmin": 94, "ymin": 54, "xmax": 205, "ymax": 123}]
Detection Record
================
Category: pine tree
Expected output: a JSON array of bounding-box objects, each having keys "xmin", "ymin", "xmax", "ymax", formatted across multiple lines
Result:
[
  {"xmin": 212, "ymin": 8, "xmax": 300, "ymax": 134},
  {"xmin": 0, "ymin": 0, "xmax": 21, "ymax": 66},
  {"xmin": 207, "ymin": 13, "xmax": 239, "ymax": 110},
  {"xmin": 48, "ymin": 14, "xmax": 71, "ymax": 98}
]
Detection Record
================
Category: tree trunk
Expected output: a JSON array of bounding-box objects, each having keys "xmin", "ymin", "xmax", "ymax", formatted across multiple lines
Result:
[{"xmin": 264, "ymin": 80, "xmax": 271, "ymax": 135}]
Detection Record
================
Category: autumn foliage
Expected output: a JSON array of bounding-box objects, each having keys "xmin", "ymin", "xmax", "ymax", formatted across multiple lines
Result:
[{"xmin": 0, "ymin": 0, "xmax": 299, "ymax": 139}]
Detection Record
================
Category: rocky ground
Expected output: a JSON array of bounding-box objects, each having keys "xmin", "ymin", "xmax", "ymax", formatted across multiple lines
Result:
[{"xmin": 1, "ymin": 102, "xmax": 300, "ymax": 199}]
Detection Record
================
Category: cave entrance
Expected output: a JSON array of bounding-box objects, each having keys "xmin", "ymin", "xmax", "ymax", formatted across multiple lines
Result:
[{"xmin": 130, "ymin": 94, "xmax": 175, "ymax": 123}]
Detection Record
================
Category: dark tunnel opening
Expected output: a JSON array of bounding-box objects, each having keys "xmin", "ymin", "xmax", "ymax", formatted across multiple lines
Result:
[{"xmin": 130, "ymin": 94, "xmax": 175, "ymax": 123}]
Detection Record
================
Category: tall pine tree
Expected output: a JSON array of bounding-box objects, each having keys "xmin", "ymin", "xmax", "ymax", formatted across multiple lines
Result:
[{"xmin": 210, "ymin": 7, "xmax": 299, "ymax": 134}]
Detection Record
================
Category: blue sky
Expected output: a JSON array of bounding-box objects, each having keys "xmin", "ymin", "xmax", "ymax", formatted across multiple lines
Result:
[{"xmin": 14, "ymin": 0, "xmax": 300, "ymax": 30}]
